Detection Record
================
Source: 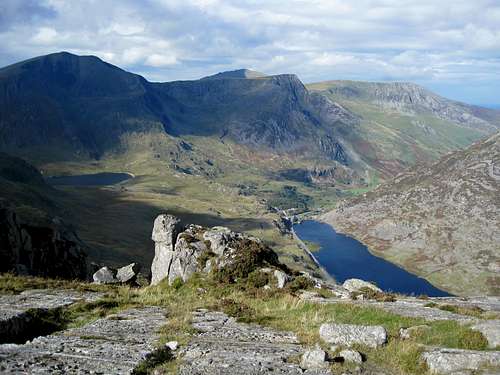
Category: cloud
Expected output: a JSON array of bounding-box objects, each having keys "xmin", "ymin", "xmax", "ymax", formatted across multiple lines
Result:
[{"xmin": 0, "ymin": 0, "xmax": 499, "ymax": 104}]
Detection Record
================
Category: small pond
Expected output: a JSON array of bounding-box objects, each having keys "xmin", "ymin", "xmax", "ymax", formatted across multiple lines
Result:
[{"xmin": 46, "ymin": 172, "xmax": 133, "ymax": 186}]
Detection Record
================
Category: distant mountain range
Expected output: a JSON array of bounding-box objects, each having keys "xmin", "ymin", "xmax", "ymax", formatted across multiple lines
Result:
[
  {"xmin": 1, "ymin": 52, "xmax": 498, "ymax": 183},
  {"xmin": 322, "ymin": 132, "xmax": 500, "ymax": 296}
]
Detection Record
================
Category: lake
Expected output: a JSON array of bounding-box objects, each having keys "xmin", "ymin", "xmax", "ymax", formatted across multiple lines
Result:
[
  {"xmin": 46, "ymin": 172, "xmax": 133, "ymax": 186},
  {"xmin": 294, "ymin": 220, "xmax": 450, "ymax": 297}
]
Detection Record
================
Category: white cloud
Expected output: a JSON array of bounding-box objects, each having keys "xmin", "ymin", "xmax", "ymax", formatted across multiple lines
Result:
[
  {"xmin": 0, "ymin": 0, "xmax": 499, "ymax": 104},
  {"xmin": 31, "ymin": 27, "xmax": 58, "ymax": 44}
]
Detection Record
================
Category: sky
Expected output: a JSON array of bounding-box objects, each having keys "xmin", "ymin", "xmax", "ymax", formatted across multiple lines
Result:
[{"xmin": 0, "ymin": 0, "xmax": 499, "ymax": 106}]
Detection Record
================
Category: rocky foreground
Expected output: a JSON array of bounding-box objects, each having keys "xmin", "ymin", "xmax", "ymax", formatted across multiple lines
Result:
[
  {"xmin": 0, "ymin": 285, "xmax": 499, "ymax": 374},
  {"xmin": 1, "ymin": 214, "xmax": 499, "ymax": 374}
]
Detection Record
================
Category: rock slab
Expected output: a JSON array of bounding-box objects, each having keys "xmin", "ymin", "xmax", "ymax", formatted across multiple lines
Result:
[
  {"xmin": 0, "ymin": 307, "xmax": 167, "ymax": 374},
  {"xmin": 422, "ymin": 348, "xmax": 500, "ymax": 374},
  {"xmin": 0, "ymin": 289, "xmax": 102, "ymax": 344},
  {"xmin": 179, "ymin": 309, "xmax": 332, "ymax": 374},
  {"xmin": 319, "ymin": 323, "xmax": 387, "ymax": 348}
]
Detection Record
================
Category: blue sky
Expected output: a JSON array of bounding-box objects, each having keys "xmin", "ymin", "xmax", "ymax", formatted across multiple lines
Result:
[{"xmin": 1, "ymin": 0, "xmax": 499, "ymax": 106}]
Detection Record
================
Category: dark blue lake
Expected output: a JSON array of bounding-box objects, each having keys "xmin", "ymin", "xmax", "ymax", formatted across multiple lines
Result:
[
  {"xmin": 46, "ymin": 172, "xmax": 133, "ymax": 186},
  {"xmin": 294, "ymin": 220, "xmax": 450, "ymax": 297}
]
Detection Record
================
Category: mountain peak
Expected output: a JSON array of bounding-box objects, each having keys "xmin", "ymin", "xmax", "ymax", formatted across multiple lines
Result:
[{"xmin": 201, "ymin": 68, "xmax": 266, "ymax": 80}]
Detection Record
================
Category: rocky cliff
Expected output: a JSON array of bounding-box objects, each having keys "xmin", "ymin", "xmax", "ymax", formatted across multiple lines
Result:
[
  {"xmin": 322, "ymin": 132, "xmax": 500, "ymax": 296},
  {"xmin": 0, "ymin": 204, "xmax": 88, "ymax": 279}
]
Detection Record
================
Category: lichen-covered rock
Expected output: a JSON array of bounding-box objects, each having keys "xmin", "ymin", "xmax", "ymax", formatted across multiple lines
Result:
[
  {"xmin": 92, "ymin": 266, "xmax": 118, "ymax": 284},
  {"xmin": 0, "ymin": 289, "xmax": 102, "ymax": 344},
  {"xmin": 422, "ymin": 348, "xmax": 500, "ymax": 374},
  {"xmin": 116, "ymin": 263, "xmax": 141, "ymax": 284},
  {"xmin": 0, "ymin": 307, "xmax": 167, "ymax": 373},
  {"xmin": 274, "ymin": 269, "xmax": 290, "ymax": 289},
  {"xmin": 179, "ymin": 309, "xmax": 333, "ymax": 375},
  {"xmin": 342, "ymin": 279, "xmax": 382, "ymax": 294},
  {"xmin": 301, "ymin": 348, "xmax": 329, "ymax": 369},
  {"xmin": 337, "ymin": 349, "xmax": 363, "ymax": 364},
  {"xmin": 150, "ymin": 214, "xmax": 184, "ymax": 285},
  {"xmin": 150, "ymin": 214, "xmax": 287, "ymax": 286},
  {"xmin": 319, "ymin": 323, "xmax": 387, "ymax": 348}
]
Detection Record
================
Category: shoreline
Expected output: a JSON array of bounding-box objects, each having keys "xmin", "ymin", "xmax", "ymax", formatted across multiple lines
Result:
[{"xmin": 291, "ymin": 226, "xmax": 334, "ymax": 283}]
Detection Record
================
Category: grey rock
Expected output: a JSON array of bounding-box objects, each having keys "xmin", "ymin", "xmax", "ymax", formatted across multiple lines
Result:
[
  {"xmin": 92, "ymin": 266, "xmax": 118, "ymax": 284},
  {"xmin": 342, "ymin": 279, "xmax": 382, "ymax": 293},
  {"xmin": 422, "ymin": 348, "xmax": 500, "ymax": 374},
  {"xmin": 319, "ymin": 323, "xmax": 387, "ymax": 348},
  {"xmin": 166, "ymin": 341, "xmax": 178, "ymax": 351},
  {"xmin": 0, "ymin": 289, "xmax": 102, "ymax": 344},
  {"xmin": 0, "ymin": 307, "xmax": 167, "ymax": 374},
  {"xmin": 338, "ymin": 349, "xmax": 363, "ymax": 364},
  {"xmin": 151, "ymin": 214, "xmax": 184, "ymax": 285},
  {"xmin": 116, "ymin": 263, "xmax": 140, "ymax": 284},
  {"xmin": 274, "ymin": 269, "xmax": 290, "ymax": 289},
  {"xmin": 301, "ymin": 348, "xmax": 329, "ymax": 369},
  {"xmin": 179, "ymin": 309, "xmax": 333, "ymax": 375},
  {"xmin": 471, "ymin": 320, "xmax": 500, "ymax": 348},
  {"xmin": 167, "ymin": 226, "xmax": 208, "ymax": 283}
]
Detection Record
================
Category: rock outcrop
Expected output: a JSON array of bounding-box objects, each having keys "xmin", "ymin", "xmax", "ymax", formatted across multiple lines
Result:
[
  {"xmin": 0, "ymin": 206, "xmax": 88, "ymax": 280},
  {"xmin": 150, "ymin": 214, "xmax": 285, "ymax": 286},
  {"xmin": 151, "ymin": 214, "xmax": 184, "ymax": 285}
]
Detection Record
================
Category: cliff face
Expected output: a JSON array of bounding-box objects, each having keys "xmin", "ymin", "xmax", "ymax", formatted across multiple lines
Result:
[
  {"xmin": 0, "ymin": 205, "xmax": 88, "ymax": 279},
  {"xmin": 322, "ymin": 133, "xmax": 500, "ymax": 296}
]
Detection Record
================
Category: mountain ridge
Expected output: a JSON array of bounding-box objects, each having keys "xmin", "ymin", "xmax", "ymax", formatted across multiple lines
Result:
[{"xmin": 322, "ymin": 131, "xmax": 500, "ymax": 296}]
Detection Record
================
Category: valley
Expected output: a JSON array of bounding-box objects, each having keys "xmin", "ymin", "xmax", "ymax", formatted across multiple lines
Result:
[{"xmin": 0, "ymin": 52, "xmax": 499, "ymax": 297}]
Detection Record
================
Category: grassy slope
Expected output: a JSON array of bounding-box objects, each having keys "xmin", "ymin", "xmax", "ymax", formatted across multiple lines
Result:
[{"xmin": 1, "ymin": 274, "xmax": 494, "ymax": 375}]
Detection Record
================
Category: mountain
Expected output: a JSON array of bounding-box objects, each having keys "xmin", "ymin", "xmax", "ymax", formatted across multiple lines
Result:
[
  {"xmin": 322, "ymin": 132, "xmax": 500, "ymax": 296},
  {"xmin": 201, "ymin": 69, "xmax": 266, "ymax": 79},
  {"xmin": 307, "ymin": 80, "xmax": 499, "ymax": 176},
  {"xmin": 0, "ymin": 52, "xmax": 361, "ymax": 170}
]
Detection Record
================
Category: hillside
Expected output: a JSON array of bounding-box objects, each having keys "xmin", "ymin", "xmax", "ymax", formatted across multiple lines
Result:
[
  {"xmin": 308, "ymin": 80, "xmax": 499, "ymax": 176},
  {"xmin": 322, "ymin": 133, "xmax": 500, "ymax": 296}
]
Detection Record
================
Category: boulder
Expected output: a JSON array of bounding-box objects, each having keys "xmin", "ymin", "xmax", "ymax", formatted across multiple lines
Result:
[
  {"xmin": 337, "ymin": 349, "xmax": 363, "ymax": 364},
  {"xmin": 166, "ymin": 341, "xmax": 178, "ymax": 351},
  {"xmin": 342, "ymin": 278, "xmax": 382, "ymax": 293},
  {"xmin": 471, "ymin": 320, "xmax": 500, "ymax": 348},
  {"xmin": 92, "ymin": 267, "xmax": 118, "ymax": 284},
  {"xmin": 274, "ymin": 269, "xmax": 290, "ymax": 289},
  {"xmin": 319, "ymin": 323, "xmax": 387, "ymax": 348},
  {"xmin": 422, "ymin": 348, "xmax": 500, "ymax": 374},
  {"xmin": 150, "ymin": 214, "xmax": 184, "ymax": 285},
  {"xmin": 116, "ymin": 263, "xmax": 141, "ymax": 284},
  {"xmin": 300, "ymin": 348, "xmax": 329, "ymax": 370}
]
